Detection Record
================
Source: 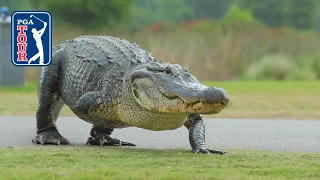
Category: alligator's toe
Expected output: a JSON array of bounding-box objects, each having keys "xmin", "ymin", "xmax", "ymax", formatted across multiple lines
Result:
[
  {"xmin": 32, "ymin": 130, "xmax": 70, "ymax": 145},
  {"xmin": 100, "ymin": 140, "xmax": 104, "ymax": 146},
  {"xmin": 207, "ymin": 149, "xmax": 226, "ymax": 155},
  {"xmin": 195, "ymin": 148, "xmax": 225, "ymax": 155},
  {"xmin": 86, "ymin": 135, "xmax": 135, "ymax": 146},
  {"xmin": 117, "ymin": 141, "xmax": 135, "ymax": 146}
]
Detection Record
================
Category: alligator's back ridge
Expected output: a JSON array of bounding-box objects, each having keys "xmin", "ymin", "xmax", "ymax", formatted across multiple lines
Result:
[
  {"xmin": 57, "ymin": 36, "xmax": 160, "ymax": 108},
  {"xmin": 60, "ymin": 35, "xmax": 159, "ymax": 68}
]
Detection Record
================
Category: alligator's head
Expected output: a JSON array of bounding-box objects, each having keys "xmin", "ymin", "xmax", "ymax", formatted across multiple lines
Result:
[
  {"xmin": 126, "ymin": 62, "xmax": 229, "ymax": 114},
  {"xmin": 117, "ymin": 62, "xmax": 229, "ymax": 130}
]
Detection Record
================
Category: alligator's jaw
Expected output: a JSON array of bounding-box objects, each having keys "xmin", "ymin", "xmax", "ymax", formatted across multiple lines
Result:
[
  {"xmin": 182, "ymin": 101, "xmax": 227, "ymax": 114},
  {"xmin": 131, "ymin": 78, "xmax": 229, "ymax": 114}
]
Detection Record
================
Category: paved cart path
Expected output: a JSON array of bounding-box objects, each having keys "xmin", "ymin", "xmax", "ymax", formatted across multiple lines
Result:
[{"xmin": 0, "ymin": 116, "xmax": 319, "ymax": 152}]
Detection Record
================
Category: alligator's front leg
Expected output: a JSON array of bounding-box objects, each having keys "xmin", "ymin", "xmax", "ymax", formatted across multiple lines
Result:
[
  {"xmin": 184, "ymin": 114, "xmax": 225, "ymax": 154},
  {"xmin": 74, "ymin": 91, "xmax": 135, "ymax": 146},
  {"xmin": 32, "ymin": 49, "xmax": 70, "ymax": 145}
]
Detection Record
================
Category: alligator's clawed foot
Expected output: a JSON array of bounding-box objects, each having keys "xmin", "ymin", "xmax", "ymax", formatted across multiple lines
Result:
[
  {"xmin": 195, "ymin": 148, "xmax": 226, "ymax": 155},
  {"xmin": 86, "ymin": 135, "xmax": 135, "ymax": 146},
  {"xmin": 32, "ymin": 129, "xmax": 71, "ymax": 145}
]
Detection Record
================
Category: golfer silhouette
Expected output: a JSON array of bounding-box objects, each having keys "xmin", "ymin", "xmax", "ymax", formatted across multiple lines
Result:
[{"xmin": 28, "ymin": 15, "xmax": 47, "ymax": 65}]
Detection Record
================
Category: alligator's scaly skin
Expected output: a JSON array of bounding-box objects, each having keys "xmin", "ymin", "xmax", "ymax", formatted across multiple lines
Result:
[{"xmin": 33, "ymin": 35, "xmax": 229, "ymax": 154}]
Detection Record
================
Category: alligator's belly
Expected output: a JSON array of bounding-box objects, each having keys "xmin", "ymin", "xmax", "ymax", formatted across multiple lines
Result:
[
  {"xmin": 123, "ymin": 113, "xmax": 189, "ymax": 131},
  {"xmin": 72, "ymin": 110, "xmax": 132, "ymax": 128}
]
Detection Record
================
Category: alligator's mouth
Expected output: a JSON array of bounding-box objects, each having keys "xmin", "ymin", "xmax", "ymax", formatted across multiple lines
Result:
[
  {"xmin": 131, "ymin": 77, "xmax": 229, "ymax": 114},
  {"xmin": 162, "ymin": 94, "xmax": 228, "ymax": 114}
]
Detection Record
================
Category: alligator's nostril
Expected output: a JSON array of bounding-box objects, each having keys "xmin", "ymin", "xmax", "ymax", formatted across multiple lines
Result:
[{"xmin": 223, "ymin": 90, "xmax": 229, "ymax": 101}]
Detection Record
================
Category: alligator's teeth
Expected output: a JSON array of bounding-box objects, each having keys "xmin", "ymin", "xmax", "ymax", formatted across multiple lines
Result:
[
  {"xmin": 189, "ymin": 103, "xmax": 194, "ymax": 108},
  {"xmin": 57, "ymin": 139, "xmax": 60, "ymax": 145},
  {"xmin": 184, "ymin": 103, "xmax": 189, "ymax": 109},
  {"xmin": 40, "ymin": 140, "xmax": 44, "ymax": 145}
]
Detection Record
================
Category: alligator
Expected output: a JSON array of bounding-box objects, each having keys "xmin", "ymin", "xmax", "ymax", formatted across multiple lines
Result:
[{"xmin": 32, "ymin": 35, "xmax": 229, "ymax": 154}]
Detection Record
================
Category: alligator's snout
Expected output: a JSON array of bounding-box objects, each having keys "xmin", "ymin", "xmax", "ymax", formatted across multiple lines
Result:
[
  {"xmin": 160, "ymin": 83, "xmax": 229, "ymax": 103},
  {"xmin": 178, "ymin": 87, "xmax": 229, "ymax": 105},
  {"xmin": 203, "ymin": 87, "xmax": 229, "ymax": 105}
]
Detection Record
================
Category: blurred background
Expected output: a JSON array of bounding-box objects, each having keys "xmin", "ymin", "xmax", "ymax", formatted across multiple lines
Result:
[{"xmin": 1, "ymin": 0, "xmax": 320, "ymax": 83}]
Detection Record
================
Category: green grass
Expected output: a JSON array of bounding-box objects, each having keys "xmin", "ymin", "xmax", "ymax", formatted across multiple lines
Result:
[
  {"xmin": 0, "ymin": 147, "xmax": 319, "ymax": 179},
  {"xmin": 0, "ymin": 83, "xmax": 38, "ymax": 93},
  {"xmin": 203, "ymin": 80, "xmax": 320, "ymax": 92},
  {"xmin": 203, "ymin": 81, "xmax": 320, "ymax": 119},
  {"xmin": 1, "ymin": 81, "xmax": 320, "ymax": 119}
]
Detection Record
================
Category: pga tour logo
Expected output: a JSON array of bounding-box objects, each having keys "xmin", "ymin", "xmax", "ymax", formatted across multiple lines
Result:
[{"xmin": 11, "ymin": 11, "xmax": 52, "ymax": 66}]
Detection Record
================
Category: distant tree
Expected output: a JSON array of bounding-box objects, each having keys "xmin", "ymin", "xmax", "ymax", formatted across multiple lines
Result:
[
  {"xmin": 41, "ymin": 0, "xmax": 134, "ymax": 29},
  {"xmin": 186, "ymin": 0, "xmax": 234, "ymax": 19},
  {"xmin": 283, "ymin": 0, "xmax": 316, "ymax": 30},
  {"xmin": 235, "ymin": 0, "xmax": 286, "ymax": 27},
  {"xmin": 132, "ymin": 0, "xmax": 194, "ymax": 25},
  {"xmin": 223, "ymin": 4, "xmax": 254, "ymax": 24},
  {"xmin": 28, "ymin": 0, "xmax": 41, "ymax": 9},
  {"xmin": 132, "ymin": 0, "xmax": 234, "ymax": 25},
  {"xmin": 131, "ymin": 0, "xmax": 157, "ymax": 25},
  {"xmin": 0, "ymin": 0, "xmax": 24, "ymax": 14},
  {"xmin": 317, "ymin": 0, "xmax": 320, "ymax": 32}
]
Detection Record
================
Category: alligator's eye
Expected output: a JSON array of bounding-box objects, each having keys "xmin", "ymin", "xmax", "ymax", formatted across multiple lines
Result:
[{"xmin": 165, "ymin": 66, "xmax": 173, "ymax": 75}]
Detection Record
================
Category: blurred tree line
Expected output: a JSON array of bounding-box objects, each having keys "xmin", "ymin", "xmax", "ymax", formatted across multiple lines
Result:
[
  {"xmin": 131, "ymin": 0, "xmax": 234, "ymax": 24},
  {"xmin": 235, "ymin": 0, "xmax": 317, "ymax": 29},
  {"xmin": 132, "ymin": 0, "xmax": 318, "ymax": 30},
  {"xmin": 1, "ymin": 0, "xmax": 320, "ymax": 31}
]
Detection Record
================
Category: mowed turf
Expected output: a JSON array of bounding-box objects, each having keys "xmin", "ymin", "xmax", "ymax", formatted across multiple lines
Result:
[
  {"xmin": 0, "ymin": 147, "xmax": 319, "ymax": 180},
  {"xmin": 0, "ymin": 81, "xmax": 319, "ymax": 119},
  {"xmin": 204, "ymin": 81, "xmax": 320, "ymax": 119}
]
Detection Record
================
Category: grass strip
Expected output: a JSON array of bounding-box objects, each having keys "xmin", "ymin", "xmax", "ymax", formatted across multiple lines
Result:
[{"xmin": 0, "ymin": 147, "xmax": 319, "ymax": 179}]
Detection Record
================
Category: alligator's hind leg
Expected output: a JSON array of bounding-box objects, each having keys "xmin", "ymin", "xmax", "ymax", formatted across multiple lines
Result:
[
  {"xmin": 86, "ymin": 126, "xmax": 135, "ymax": 146},
  {"xmin": 32, "ymin": 49, "xmax": 70, "ymax": 145},
  {"xmin": 184, "ymin": 114, "xmax": 225, "ymax": 154},
  {"xmin": 73, "ymin": 91, "xmax": 135, "ymax": 146}
]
